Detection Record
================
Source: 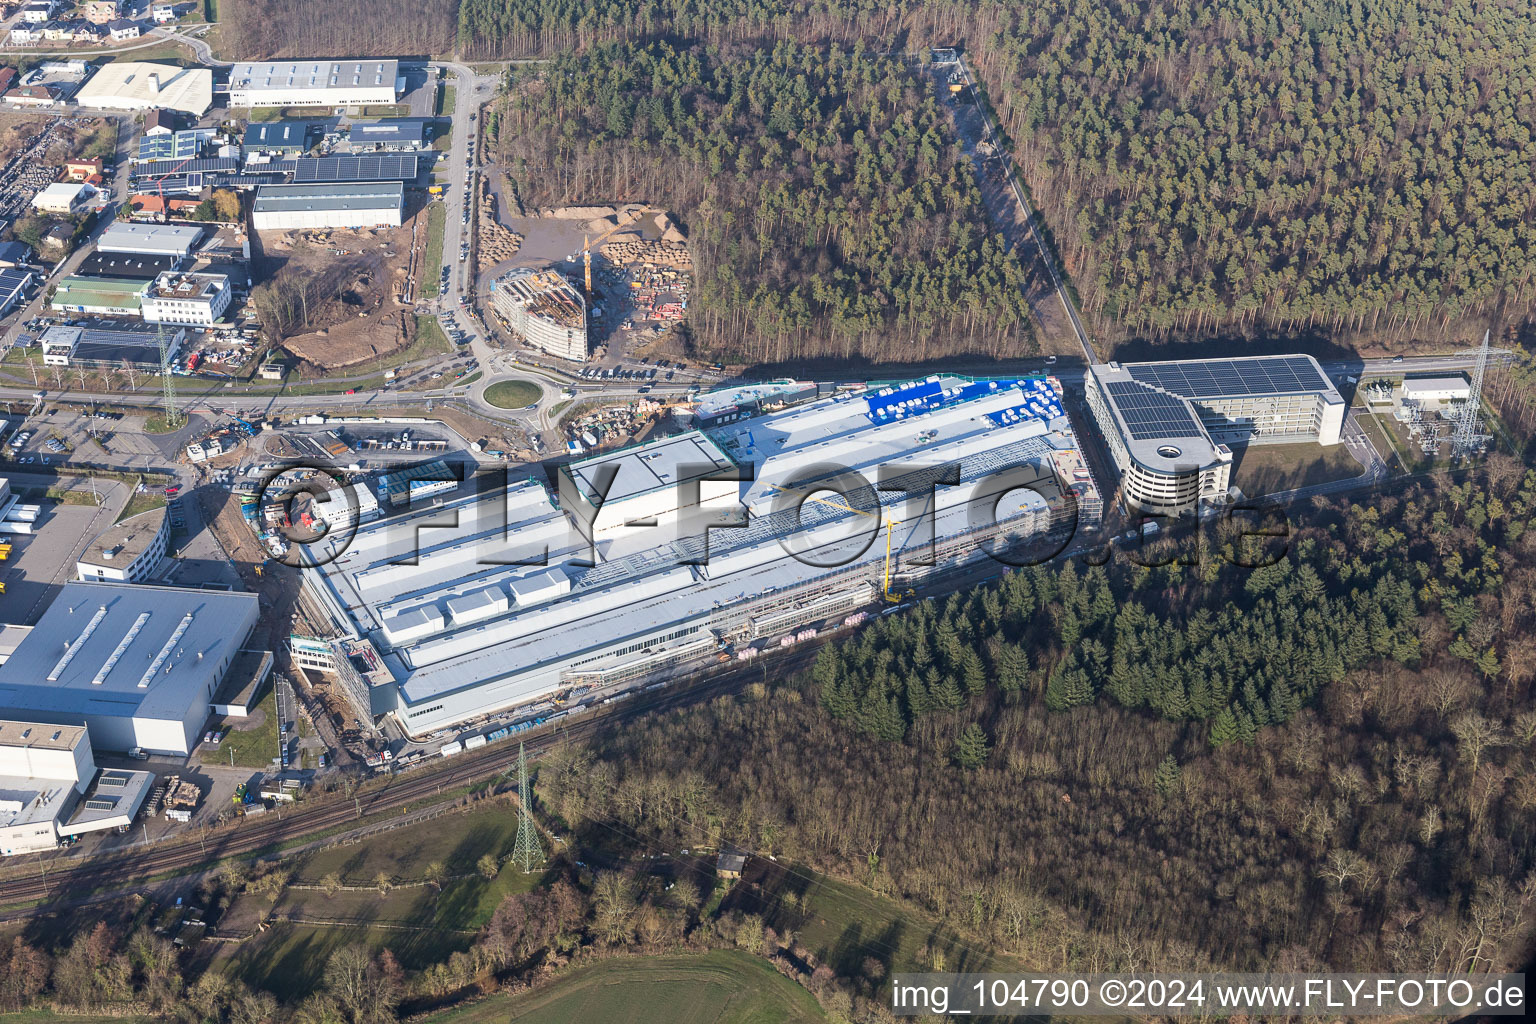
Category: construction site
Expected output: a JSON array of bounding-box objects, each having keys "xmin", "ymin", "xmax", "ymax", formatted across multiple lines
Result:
[
  {"xmin": 479, "ymin": 202, "xmax": 691, "ymax": 361},
  {"xmin": 295, "ymin": 373, "xmax": 1102, "ymax": 737},
  {"xmin": 252, "ymin": 203, "xmax": 432, "ymax": 373}
]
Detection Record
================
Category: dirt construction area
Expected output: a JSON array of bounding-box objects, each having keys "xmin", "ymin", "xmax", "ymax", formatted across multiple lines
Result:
[{"xmin": 255, "ymin": 203, "xmax": 431, "ymax": 372}]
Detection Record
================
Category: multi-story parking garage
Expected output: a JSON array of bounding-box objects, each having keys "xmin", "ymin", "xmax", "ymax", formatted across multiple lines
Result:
[
  {"xmin": 298, "ymin": 376, "xmax": 1103, "ymax": 736},
  {"xmin": 1086, "ymin": 354, "xmax": 1346, "ymax": 515}
]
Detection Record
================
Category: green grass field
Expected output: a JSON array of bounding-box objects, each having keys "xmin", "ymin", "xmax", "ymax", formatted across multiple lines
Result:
[
  {"xmin": 483, "ymin": 379, "xmax": 541, "ymax": 409},
  {"xmin": 219, "ymin": 920, "xmax": 478, "ymax": 999},
  {"xmin": 1228, "ymin": 441, "xmax": 1366, "ymax": 497},
  {"xmin": 220, "ymin": 808, "xmax": 548, "ymax": 998},
  {"xmin": 421, "ymin": 203, "xmax": 447, "ymax": 299},
  {"xmin": 425, "ymin": 951, "xmax": 826, "ymax": 1024},
  {"xmin": 141, "ymin": 412, "xmax": 185, "ymax": 434},
  {"xmin": 294, "ymin": 806, "xmax": 526, "ymax": 887},
  {"xmin": 219, "ymin": 688, "xmax": 280, "ymax": 769},
  {"xmin": 116, "ymin": 490, "xmax": 166, "ymax": 523},
  {"xmin": 759, "ymin": 873, "xmax": 1008, "ymax": 979}
]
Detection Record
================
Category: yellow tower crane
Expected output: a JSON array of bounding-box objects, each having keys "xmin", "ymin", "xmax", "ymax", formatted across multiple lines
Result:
[
  {"xmin": 763, "ymin": 482, "xmax": 913, "ymax": 603},
  {"xmin": 582, "ymin": 211, "xmax": 644, "ymax": 298}
]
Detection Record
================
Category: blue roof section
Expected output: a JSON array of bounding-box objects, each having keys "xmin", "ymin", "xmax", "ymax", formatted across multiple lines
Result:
[
  {"xmin": 243, "ymin": 120, "xmax": 316, "ymax": 150},
  {"xmin": 865, "ymin": 376, "xmax": 1040, "ymax": 424}
]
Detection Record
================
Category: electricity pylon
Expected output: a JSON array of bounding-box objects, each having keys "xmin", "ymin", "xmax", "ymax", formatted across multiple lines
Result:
[
  {"xmin": 157, "ymin": 321, "xmax": 180, "ymax": 429},
  {"xmin": 511, "ymin": 742, "xmax": 542, "ymax": 873},
  {"xmin": 1450, "ymin": 328, "xmax": 1492, "ymax": 458}
]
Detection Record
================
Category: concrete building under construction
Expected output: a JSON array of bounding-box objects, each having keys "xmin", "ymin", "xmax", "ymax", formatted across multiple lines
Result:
[
  {"xmin": 297, "ymin": 375, "xmax": 1102, "ymax": 736},
  {"xmin": 489, "ymin": 268, "xmax": 587, "ymax": 361}
]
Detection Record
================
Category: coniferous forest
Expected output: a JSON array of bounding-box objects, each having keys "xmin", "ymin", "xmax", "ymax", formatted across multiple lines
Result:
[{"xmin": 225, "ymin": 0, "xmax": 1536, "ymax": 352}]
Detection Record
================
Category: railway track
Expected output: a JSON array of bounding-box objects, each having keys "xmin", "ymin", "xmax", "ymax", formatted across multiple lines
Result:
[{"xmin": 0, "ymin": 649, "xmax": 813, "ymax": 911}]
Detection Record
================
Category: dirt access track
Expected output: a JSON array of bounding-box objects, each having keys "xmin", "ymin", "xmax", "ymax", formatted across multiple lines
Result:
[{"xmin": 255, "ymin": 202, "xmax": 430, "ymax": 372}]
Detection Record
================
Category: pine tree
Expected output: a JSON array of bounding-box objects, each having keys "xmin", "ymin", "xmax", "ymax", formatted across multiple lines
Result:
[
  {"xmin": 952, "ymin": 723, "xmax": 990, "ymax": 769},
  {"xmin": 866, "ymin": 691, "xmax": 907, "ymax": 742},
  {"xmin": 1209, "ymin": 708, "xmax": 1240, "ymax": 748},
  {"xmin": 1153, "ymin": 754, "xmax": 1182, "ymax": 796},
  {"xmin": 930, "ymin": 674, "xmax": 964, "ymax": 713},
  {"xmin": 820, "ymin": 672, "xmax": 856, "ymax": 719},
  {"xmin": 959, "ymin": 649, "xmax": 987, "ymax": 695}
]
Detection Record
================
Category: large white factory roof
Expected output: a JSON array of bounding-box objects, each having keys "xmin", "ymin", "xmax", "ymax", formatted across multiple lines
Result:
[
  {"xmin": 304, "ymin": 376, "xmax": 1090, "ymax": 730},
  {"xmin": 97, "ymin": 222, "xmax": 203, "ymax": 256},
  {"xmin": 76, "ymin": 62, "xmax": 213, "ymax": 114},
  {"xmin": 0, "ymin": 583, "xmax": 259, "ymax": 725},
  {"xmin": 562, "ymin": 431, "xmax": 735, "ymax": 509},
  {"xmin": 229, "ymin": 60, "xmax": 400, "ymax": 95}
]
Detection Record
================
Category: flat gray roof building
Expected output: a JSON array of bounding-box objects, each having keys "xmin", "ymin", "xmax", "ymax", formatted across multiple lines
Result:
[
  {"xmin": 252, "ymin": 182, "xmax": 404, "ymax": 230},
  {"xmin": 0, "ymin": 582, "xmax": 260, "ymax": 755},
  {"xmin": 96, "ymin": 222, "xmax": 203, "ymax": 257},
  {"xmin": 301, "ymin": 376, "xmax": 1097, "ymax": 736},
  {"xmin": 228, "ymin": 60, "xmax": 400, "ymax": 109}
]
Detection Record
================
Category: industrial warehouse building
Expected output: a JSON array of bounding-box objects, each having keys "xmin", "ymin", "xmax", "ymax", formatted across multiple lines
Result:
[
  {"xmin": 0, "ymin": 583, "xmax": 261, "ymax": 755},
  {"xmin": 75, "ymin": 251, "xmax": 180, "ymax": 281},
  {"xmin": 1086, "ymin": 355, "xmax": 1346, "ymax": 515},
  {"xmin": 243, "ymin": 120, "xmax": 318, "ymax": 154},
  {"xmin": 75, "ymin": 62, "xmax": 213, "ymax": 115},
  {"xmin": 97, "ymin": 223, "xmax": 203, "ymax": 258},
  {"xmin": 489, "ymin": 268, "xmax": 587, "ymax": 361},
  {"xmin": 298, "ymin": 376, "xmax": 1102, "ymax": 735},
  {"xmin": 31, "ymin": 182, "xmax": 95, "ymax": 215},
  {"xmin": 0, "ymin": 720, "xmax": 151, "ymax": 856},
  {"xmin": 1399, "ymin": 376, "xmax": 1472, "ymax": 410},
  {"xmin": 50, "ymin": 275, "xmax": 145, "ymax": 316},
  {"xmin": 252, "ymin": 182, "xmax": 404, "ymax": 230},
  {"xmin": 228, "ymin": 60, "xmax": 402, "ymax": 109},
  {"xmin": 0, "ymin": 268, "xmax": 33, "ymax": 317},
  {"xmin": 348, "ymin": 118, "xmax": 430, "ymax": 151}
]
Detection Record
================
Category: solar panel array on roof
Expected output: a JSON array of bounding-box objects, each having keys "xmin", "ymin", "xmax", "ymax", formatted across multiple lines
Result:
[
  {"xmin": 291, "ymin": 155, "xmax": 418, "ymax": 182},
  {"xmin": 242, "ymin": 160, "xmax": 298, "ymax": 176},
  {"xmin": 1105, "ymin": 380, "xmax": 1204, "ymax": 441},
  {"xmin": 134, "ymin": 158, "xmax": 237, "ymax": 178},
  {"xmin": 129, "ymin": 174, "xmax": 203, "ymax": 195},
  {"xmin": 137, "ymin": 131, "xmax": 210, "ymax": 163},
  {"xmin": 1126, "ymin": 357, "xmax": 1326, "ymax": 397}
]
